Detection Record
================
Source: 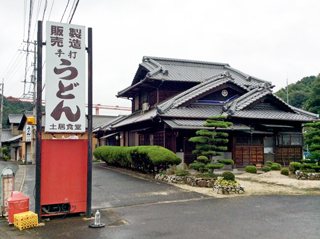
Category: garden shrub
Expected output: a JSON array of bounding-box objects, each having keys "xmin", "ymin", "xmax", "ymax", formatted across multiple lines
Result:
[
  {"xmin": 205, "ymin": 163, "xmax": 224, "ymax": 171},
  {"xmin": 93, "ymin": 145, "xmax": 181, "ymax": 173},
  {"xmin": 262, "ymin": 166, "xmax": 271, "ymax": 172},
  {"xmin": 196, "ymin": 155, "xmax": 210, "ymax": 164},
  {"xmin": 311, "ymin": 165, "xmax": 320, "ymax": 172},
  {"xmin": 271, "ymin": 163, "xmax": 281, "ymax": 170},
  {"xmin": 281, "ymin": 167, "xmax": 289, "ymax": 176},
  {"xmin": 265, "ymin": 161, "xmax": 273, "ymax": 167},
  {"xmin": 289, "ymin": 162, "xmax": 302, "ymax": 173},
  {"xmin": 300, "ymin": 163, "xmax": 314, "ymax": 171},
  {"xmin": 196, "ymin": 172, "xmax": 217, "ymax": 179},
  {"xmin": 217, "ymin": 159, "xmax": 234, "ymax": 165},
  {"xmin": 189, "ymin": 161, "xmax": 206, "ymax": 171},
  {"xmin": 245, "ymin": 165, "xmax": 257, "ymax": 174},
  {"xmin": 175, "ymin": 169, "xmax": 189, "ymax": 177},
  {"xmin": 222, "ymin": 171, "xmax": 235, "ymax": 181}
]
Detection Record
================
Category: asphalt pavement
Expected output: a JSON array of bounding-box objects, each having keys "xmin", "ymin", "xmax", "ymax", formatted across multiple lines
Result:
[{"xmin": 0, "ymin": 161, "xmax": 319, "ymax": 239}]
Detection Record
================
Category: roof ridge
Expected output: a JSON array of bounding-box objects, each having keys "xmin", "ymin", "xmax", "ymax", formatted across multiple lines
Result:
[
  {"xmin": 157, "ymin": 73, "xmax": 229, "ymax": 113},
  {"xmin": 143, "ymin": 56, "xmax": 230, "ymax": 67},
  {"xmin": 224, "ymin": 65, "xmax": 272, "ymax": 85}
]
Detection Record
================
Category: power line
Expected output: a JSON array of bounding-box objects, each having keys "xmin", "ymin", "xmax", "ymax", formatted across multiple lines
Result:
[
  {"xmin": 24, "ymin": 0, "xmax": 34, "ymax": 96},
  {"xmin": 47, "ymin": 0, "xmax": 55, "ymax": 21},
  {"xmin": 68, "ymin": 0, "xmax": 80, "ymax": 23},
  {"xmin": 67, "ymin": 0, "xmax": 77, "ymax": 23},
  {"xmin": 60, "ymin": 0, "xmax": 71, "ymax": 22},
  {"xmin": 41, "ymin": 0, "xmax": 48, "ymax": 21}
]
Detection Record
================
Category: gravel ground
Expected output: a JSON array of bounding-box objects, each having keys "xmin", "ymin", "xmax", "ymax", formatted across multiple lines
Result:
[{"xmin": 172, "ymin": 171, "xmax": 320, "ymax": 198}]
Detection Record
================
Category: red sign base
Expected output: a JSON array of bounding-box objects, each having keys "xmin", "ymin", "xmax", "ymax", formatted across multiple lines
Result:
[{"xmin": 41, "ymin": 139, "xmax": 88, "ymax": 216}]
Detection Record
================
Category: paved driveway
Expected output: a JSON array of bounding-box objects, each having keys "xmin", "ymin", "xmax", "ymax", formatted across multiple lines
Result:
[
  {"xmin": 92, "ymin": 163, "xmax": 205, "ymax": 209},
  {"xmin": 1, "ymin": 162, "xmax": 320, "ymax": 239}
]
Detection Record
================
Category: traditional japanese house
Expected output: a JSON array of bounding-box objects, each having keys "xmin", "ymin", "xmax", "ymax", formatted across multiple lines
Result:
[{"xmin": 108, "ymin": 56, "xmax": 318, "ymax": 166}]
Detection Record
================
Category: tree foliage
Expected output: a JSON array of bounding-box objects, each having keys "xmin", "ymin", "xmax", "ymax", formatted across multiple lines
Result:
[
  {"xmin": 2, "ymin": 96, "xmax": 33, "ymax": 128},
  {"xmin": 189, "ymin": 115, "xmax": 232, "ymax": 160},
  {"xmin": 304, "ymin": 121, "xmax": 320, "ymax": 160},
  {"xmin": 275, "ymin": 75, "xmax": 320, "ymax": 114}
]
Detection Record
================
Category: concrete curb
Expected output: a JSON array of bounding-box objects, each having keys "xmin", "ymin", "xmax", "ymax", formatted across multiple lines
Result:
[{"xmin": 14, "ymin": 164, "xmax": 27, "ymax": 192}]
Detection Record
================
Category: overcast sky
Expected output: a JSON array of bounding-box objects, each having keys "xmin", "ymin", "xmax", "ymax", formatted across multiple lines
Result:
[{"xmin": 1, "ymin": 0, "xmax": 319, "ymax": 115}]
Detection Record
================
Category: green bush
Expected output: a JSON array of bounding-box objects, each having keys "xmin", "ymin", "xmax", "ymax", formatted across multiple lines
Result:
[
  {"xmin": 265, "ymin": 161, "xmax": 273, "ymax": 167},
  {"xmin": 196, "ymin": 155, "xmax": 210, "ymax": 164},
  {"xmin": 196, "ymin": 172, "xmax": 217, "ymax": 179},
  {"xmin": 205, "ymin": 163, "xmax": 224, "ymax": 170},
  {"xmin": 189, "ymin": 161, "xmax": 206, "ymax": 171},
  {"xmin": 262, "ymin": 166, "xmax": 271, "ymax": 172},
  {"xmin": 300, "ymin": 163, "xmax": 314, "ymax": 171},
  {"xmin": 175, "ymin": 169, "xmax": 189, "ymax": 177},
  {"xmin": 311, "ymin": 165, "xmax": 320, "ymax": 172},
  {"xmin": 245, "ymin": 165, "xmax": 257, "ymax": 174},
  {"xmin": 222, "ymin": 171, "xmax": 235, "ymax": 181},
  {"xmin": 93, "ymin": 145, "xmax": 181, "ymax": 173},
  {"xmin": 217, "ymin": 159, "xmax": 234, "ymax": 165},
  {"xmin": 281, "ymin": 168, "xmax": 289, "ymax": 176},
  {"xmin": 289, "ymin": 162, "xmax": 301, "ymax": 173},
  {"xmin": 271, "ymin": 163, "xmax": 281, "ymax": 170}
]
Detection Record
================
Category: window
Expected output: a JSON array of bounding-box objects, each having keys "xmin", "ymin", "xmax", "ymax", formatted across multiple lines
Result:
[{"xmin": 276, "ymin": 133, "xmax": 302, "ymax": 146}]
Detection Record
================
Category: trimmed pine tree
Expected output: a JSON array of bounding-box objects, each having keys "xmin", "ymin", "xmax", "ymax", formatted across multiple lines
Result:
[
  {"xmin": 188, "ymin": 115, "xmax": 232, "ymax": 170},
  {"xmin": 304, "ymin": 121, "xmax": 320, "ymax": 160}
]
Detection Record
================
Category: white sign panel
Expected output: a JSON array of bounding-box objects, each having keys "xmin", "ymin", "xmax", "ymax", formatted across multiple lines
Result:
[
  {"xmin": 45, "ymin": 21, "xmax": 86, "ymax": 133},
  {"xmin": 25, "ymin": 125, "xmax": 32, "ymax": 142}
]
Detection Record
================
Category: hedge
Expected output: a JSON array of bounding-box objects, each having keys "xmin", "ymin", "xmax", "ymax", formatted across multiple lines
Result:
[
  {"xmin": 93, "ymin": 145, "xmax": 181, "ymax": 173},
  {"xmin": 245, "ymin": 165, "xmax": 257, "ymax": 174}
]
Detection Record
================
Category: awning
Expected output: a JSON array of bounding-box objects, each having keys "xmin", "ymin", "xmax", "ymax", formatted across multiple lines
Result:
[{"xmin": 2, "ymin": 134, "xmax": 22, "ymax": 143}]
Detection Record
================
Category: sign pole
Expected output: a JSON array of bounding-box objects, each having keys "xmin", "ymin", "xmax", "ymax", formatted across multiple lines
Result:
[
  {"xmin": 35, "ymin": 20, "xmax": 43, "ymax": 217},
  {"xmin": 86, "ymin": 27, "xmax": 93, "ymax": 218}
]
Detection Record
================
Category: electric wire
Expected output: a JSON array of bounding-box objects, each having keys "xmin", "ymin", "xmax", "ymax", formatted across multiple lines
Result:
[
  {"xmin": 47, "ymin": 0, "xmax": 55, "ymax": 21},
  {"xmin": 24, "ymin": 0, "xmax": 34, "ymax": 95},
  {"xmin": 60, "ymin": 0, "xmax": 70, "ymax": 22},
  {"xmin": 67, "ymin": 0, "xmax": 77, "ymax": 23},
  {"xmin": 23, "ymin": 0, "xmax": 27, "ymax": 40},
  {"xmin": 41, "ymin": 0, "xmax": 48, "ymax": 21},
  {"xmin": 68, "ymin": 0, "xmax": 80, "ymax": 23}
]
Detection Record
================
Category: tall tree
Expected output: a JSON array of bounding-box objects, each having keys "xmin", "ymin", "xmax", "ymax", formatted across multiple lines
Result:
[
  {"xmin": 189, "ymin": 115, "xmax": 232, "ymax": 159},
  {"xmin": 304, "ymin": 121, "xmax": 320, "ymax": 160},
  {"xmin": 305, "ymin": 75, "xmax": 320, "ymax": 115}
]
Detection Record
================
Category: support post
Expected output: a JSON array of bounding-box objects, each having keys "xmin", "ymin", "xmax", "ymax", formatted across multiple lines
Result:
[
  {"xmin": 35, "ymin": 20, "xmax": 43, "ymax": 217},
  {"xmin": 86, "ymin": 27, "xmax": 93, "ymax": 218}
]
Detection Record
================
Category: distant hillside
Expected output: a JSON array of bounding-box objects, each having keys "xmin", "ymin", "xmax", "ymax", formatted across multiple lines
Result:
[
  {"xmin": 2, "ymin": 96, "xmax": 33, "ymax": 128},
  {"xmin": 275, "ymin": 74, "xmax": 320, "ymax": 115}
]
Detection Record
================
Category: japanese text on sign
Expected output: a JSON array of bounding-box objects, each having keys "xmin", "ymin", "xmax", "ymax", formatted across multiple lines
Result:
[{"xmin": 45, "ymin": 21, "xmax": 86, "ymax": 133}]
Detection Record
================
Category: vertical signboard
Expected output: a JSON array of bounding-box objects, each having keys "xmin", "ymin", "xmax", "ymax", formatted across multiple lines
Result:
[
  {"xmin": 25, "ymin": 125, "xmax": 32, "ymax": 142},
  {"xmin": 45, "ymin": 21, "xmax": 86, "ymax": 133}
]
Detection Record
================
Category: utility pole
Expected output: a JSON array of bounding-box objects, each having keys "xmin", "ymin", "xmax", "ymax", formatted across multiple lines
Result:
[
  {"xmin": 0, "ymin": 80, "xmax": 4, "ymax": 155},
  {"xmin": 286, "ymin": 77, "xmax": 289, "ymax": 104}
]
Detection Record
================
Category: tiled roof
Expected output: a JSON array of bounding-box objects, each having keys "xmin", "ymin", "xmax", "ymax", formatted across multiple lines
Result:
[
  {"xmin": 232, "ymin": 110, "xmax": 315, "ymax": 122},
  {"xmin": 1, "ymin": 129, "xmax": 14, "ymax": 142},
  {"xmin": 92, "ymin": 115, "xmax": 118, "ymax": 129},
  {"xmin": 158, "ymin": 72, "xmax": 247, "ymax": 113},
  {"xmin": 160, "ymin": 105, "xmax": 224, "ymax": 119},
  {"xmin": 164, "ymin": 119, "xmax": 250, "ymax": 130},
  {"xmin": 142, "ymin": 56, "xmax": 269, "ymax": 86},
  {"xmin": 111, "ymin": 109, "xmax": 157, "ymax": 128},
  {"xmin": 118, "ymin": 56, "xmax": 272, "ymax": 97},
  {"xmin": 8, "ymin": 114, "xmax": 24, "ymax": 124}
]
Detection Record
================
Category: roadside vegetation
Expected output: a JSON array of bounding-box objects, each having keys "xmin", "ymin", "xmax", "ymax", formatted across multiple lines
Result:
[{"xmin": 93, "ymin": 145, "xmax": 181, "ymax": 173}]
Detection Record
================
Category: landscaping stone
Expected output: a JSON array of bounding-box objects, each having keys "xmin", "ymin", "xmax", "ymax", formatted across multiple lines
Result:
[
  {"xmin": 155, "ymin": 174, "xmax": 216, "ymax": 188},
  {"xmin": 295, "ymin": 171, "xmax": 320, "ymax": 180}
]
